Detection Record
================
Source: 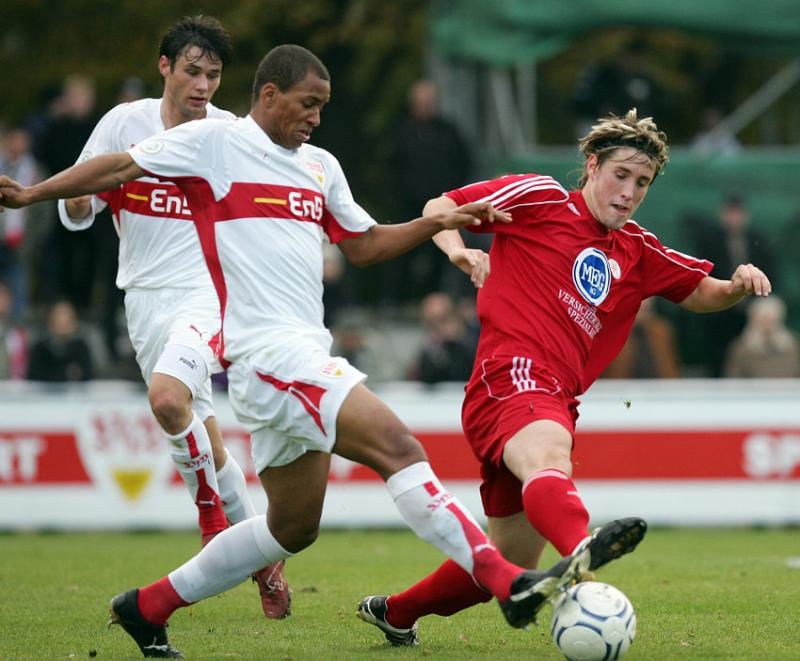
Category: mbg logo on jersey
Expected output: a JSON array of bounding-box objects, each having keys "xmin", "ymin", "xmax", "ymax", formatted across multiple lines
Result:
[{"xmin": 572, "ymin": 247, "xmax": 611, "ymax": 306}]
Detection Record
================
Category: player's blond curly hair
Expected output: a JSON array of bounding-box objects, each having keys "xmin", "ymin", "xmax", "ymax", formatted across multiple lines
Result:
[{"xmin": 577, "ymin": 109, "xmax": 669, "ymax": 187}]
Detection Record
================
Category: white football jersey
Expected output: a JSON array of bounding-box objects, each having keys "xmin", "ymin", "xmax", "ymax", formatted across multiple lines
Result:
[
  {"xmin": 57, "ymin": 98, "xmax": 235, "ymax": 290},
  {"xmin": 128, "ymin": 115, "xmax": 377, "ymax": 364}
]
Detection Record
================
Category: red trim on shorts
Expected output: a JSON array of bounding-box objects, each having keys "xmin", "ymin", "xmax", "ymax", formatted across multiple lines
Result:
[{"xmin": 255, "ymin": 371, "xmax": 328, "ymax": 436}]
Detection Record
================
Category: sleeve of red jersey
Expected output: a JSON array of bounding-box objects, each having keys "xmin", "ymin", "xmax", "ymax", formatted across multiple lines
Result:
[
  {"xmin": 636, "ymin": 226, "xmax": 714, "ymax": 302},
  {"xmin": 444, "ymin": 173, "xmax": 569, "ymax": 234}
]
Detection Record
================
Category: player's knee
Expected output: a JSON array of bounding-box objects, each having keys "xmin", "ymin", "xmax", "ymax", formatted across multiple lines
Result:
[
  {"xmin": 149, "ymin": 385, "xmax": 192, "ymax": 432},
  {"xmin": 272, "ymin": 520, "xmax": 320, "ymax": 553}
]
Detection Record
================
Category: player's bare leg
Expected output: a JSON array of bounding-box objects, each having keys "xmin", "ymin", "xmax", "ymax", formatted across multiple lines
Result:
[
  {"xmin": 205, "ymin": 416, "xmax": 291, "ymax": 618},
  {"xmin": 488, "ymin": 512, "xmax": 548, "ymax": 569},
  {"xmin": 504, "ymin": 420, "xmax": 646, "ymax": 578}
]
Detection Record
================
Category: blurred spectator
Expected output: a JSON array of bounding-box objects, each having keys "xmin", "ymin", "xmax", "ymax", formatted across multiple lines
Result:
[
  {"xmin": 33, "ymin": 75, "xmax": 99, "ymax": 174},
  {"xmin": 331, "ymin": 308, "xmax": 394, "ymax": 382},
  {"xmin": 0, "ymin": 281, "xmax": 28, "ymax": 380},
  {"xmin": 572, "ymin": 37, "xmax": 667, "ymax": 139},
  {"xmin": 322, "ymin": 242, "xmax": 353, "ymax": 328},
  {"xmin": 689, "ymin": 193, "xmax": 776, "ymax": 376},
  {"xmin": 0, "ymin": 127, "xmax": 41, "ymax": 314},
  {"xmin": 27, "ymin": 300, "xmax": 94, "ymax": 382},
  {"xmin": 602, "ymin": 298, "xmax": 681, "ymax": 379},
  {"xmin": 409, "ymin": 292, "xmax": 475, "ymax": 384},
  {"xmin": 34, "ymin": 75, "xmax": 102, "ymax": 311},
  {"xmin": 385, "ymin": 80, "xmax": 474, "ymax": 307},
  {"xmin": 723, "ymin": 296, "xmax": 800, "ymax": 378},
  {"xmin": 690, "ymin": 106, "xmax": 742, "ymax": 156}
]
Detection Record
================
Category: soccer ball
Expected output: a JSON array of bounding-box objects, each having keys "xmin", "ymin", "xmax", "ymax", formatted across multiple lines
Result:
[{"xmin": 550, "ymin": 581, "xmax": 636, "ymax": 661}]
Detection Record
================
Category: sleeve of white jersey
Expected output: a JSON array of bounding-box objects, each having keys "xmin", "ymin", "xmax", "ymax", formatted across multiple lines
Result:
[
  {"xmin": 57, "ymin": 105, "xmax": 125, "ymax": 230},
  {"xmin": 320, "ymin": 153, "xmax": 377, "ymax": 243},
  {"xmin": 127, "ymin": 120, "xmax": 219, "ymax": 193}
]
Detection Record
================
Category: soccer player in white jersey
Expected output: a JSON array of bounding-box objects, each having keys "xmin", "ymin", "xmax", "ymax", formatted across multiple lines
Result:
[
  {"xmin": 55, "ymin": 16, "xmax": 290, "ymax": 620},
  {"xmin": 0, "ymin": 45, "xmax": 641, "ymax": 658}
]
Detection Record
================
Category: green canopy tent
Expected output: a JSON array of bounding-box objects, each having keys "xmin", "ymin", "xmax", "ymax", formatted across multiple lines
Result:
[
  {"xmin": 432, "ymin": 0, "xmax": 800, "ymax": 66},
  {"xmin": 430, "ymin": 0, "xmax": 800, "ymax": 153}
]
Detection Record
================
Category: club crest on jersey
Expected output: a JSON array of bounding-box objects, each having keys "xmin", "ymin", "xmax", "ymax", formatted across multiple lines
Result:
[
  {"xmin": 572, "ymin": 247, "xmax": 611, "ymax": 306},
  {"xmin": 321, "ymin": 361, "xmax": 344, "ymax": 378},
  {"xmin": 304, "ymin": 160, "xmax": 325, "ymax": 185}
]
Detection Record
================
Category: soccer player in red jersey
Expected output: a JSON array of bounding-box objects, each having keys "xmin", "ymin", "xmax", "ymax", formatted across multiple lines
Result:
[{"xmin": 356, "ymin": 109, "xmax": 771, "ymax": 645}]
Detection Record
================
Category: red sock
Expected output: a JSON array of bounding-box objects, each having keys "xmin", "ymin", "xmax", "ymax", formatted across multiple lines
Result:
[
  {"xmin": 522, "ymin": 469, "xmax": 589, "ymax": 556},
  {"xmin": 186, "ymin": 429, "xmax": 228, "ymax": 538},
  {"xmin": 386, "ymin": 560, "xmax": 492, "ymax": 629},
  {"xmin": 441, "ymin": 499, "xmax": 520, "ymax": 601},
  {"xmin": 137, "ymin": 577, "xmax": 190, "ymax": 625}
]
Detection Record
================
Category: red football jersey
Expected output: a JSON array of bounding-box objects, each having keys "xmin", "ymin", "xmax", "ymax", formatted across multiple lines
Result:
[{"xmin": 446, "ymin": 174, "xmax": 713, "ymax": 396}]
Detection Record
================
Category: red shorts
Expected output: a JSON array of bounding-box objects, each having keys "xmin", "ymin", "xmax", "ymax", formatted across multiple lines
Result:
[{"xmin": 461, "ymin": 355, "xmax": 579, "ymax": 518}]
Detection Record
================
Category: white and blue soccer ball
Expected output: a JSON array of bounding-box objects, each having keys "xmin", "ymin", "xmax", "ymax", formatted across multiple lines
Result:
[{"xmin": 550, "ymin": 581, "xmax": 636, "ymax": 661}]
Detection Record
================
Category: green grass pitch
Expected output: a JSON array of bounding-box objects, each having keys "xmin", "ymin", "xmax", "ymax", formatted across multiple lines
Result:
[{"xmin": 1, "ymin": 528, "xmax": 799, "ymax": 659}]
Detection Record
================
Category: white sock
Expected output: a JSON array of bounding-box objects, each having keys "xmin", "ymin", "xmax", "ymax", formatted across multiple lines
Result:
[
  {"xmin": 168, "ymin": 516, "xmax": 292, "ymax": 603},
  {"xmin": 386, "ymin": 461, "xmax": 487, "ymax": 575},
  {"xmin": 166, "ymin": 413, "xmax": 225, "ymax": 534},
  {"xmin": 216, "ymin": 449, "xmax": 258, "ymax": 523}
]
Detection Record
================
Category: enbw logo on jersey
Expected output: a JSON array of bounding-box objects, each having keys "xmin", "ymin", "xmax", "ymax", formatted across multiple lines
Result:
[{"xmin": 572, "ymin": 247, "xmax": 611, "ymax": 306}]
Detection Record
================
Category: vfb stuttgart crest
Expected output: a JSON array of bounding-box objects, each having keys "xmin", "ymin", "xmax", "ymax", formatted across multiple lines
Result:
[{"xmin": 572, "ymin": 247, "xmax": 611, "ymax": 306}]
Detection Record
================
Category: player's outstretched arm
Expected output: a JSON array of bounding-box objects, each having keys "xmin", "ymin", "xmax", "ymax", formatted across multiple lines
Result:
[
  {"xmin": 679, "ymin": 263, "xmax": 772, "ymax": 312},
  {"xmin": 427, "ymin": 195, "xmax": 492, "ymax": 289},
  {"xmin": 338, "ymin": 201, "xmax": 509, "ymax": 268},
  {"xmin": 0, "ymin": 153, "xmax": 144, "ymax": 211}
]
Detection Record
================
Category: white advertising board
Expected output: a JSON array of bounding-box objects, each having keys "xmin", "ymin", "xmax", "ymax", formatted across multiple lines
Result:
[{"xmin": 1, "ymin": 379, "xmax": 798, "ymax": 529}]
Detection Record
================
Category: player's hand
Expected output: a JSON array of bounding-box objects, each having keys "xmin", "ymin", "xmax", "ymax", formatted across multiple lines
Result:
[
  {"xmin": 730, "ymin": 263, "xmax": 772, "ymax": 297},
  {"xmin": 449, "ymin": 247, "xmax": 491, "ymax": 288},
  {"xmin": 439, "ymin": 202, "xmax": 512, "ymax": 230},
  {"xmin": 0, "ymin": 175, "xmax": 30, "ymax": 212}
]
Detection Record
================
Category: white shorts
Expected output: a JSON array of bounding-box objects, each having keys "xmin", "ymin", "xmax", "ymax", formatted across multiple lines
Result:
[
  {"xmin": 227, "ymin": 339, "xmax": 366, "ymax": 473},
  {"xmin": 125, "ymin": 287, "xmax": 221, "ymax": 420}
]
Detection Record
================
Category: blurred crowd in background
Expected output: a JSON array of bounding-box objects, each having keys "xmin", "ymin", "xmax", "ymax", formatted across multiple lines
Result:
[{"xmin": 1, "ymin": 20, "xmax": 800, "ymax": 386}]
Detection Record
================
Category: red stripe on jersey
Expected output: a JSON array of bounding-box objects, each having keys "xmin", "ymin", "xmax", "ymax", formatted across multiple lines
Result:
[
  {"xmin": 134, "ymin": 170, "xmax": 367, "ymax": 364},
  {"xmin": 163, "ymin": 176, "xmax": 231, "ymax": 364},
  {"xmin": 255, "ymin": 371, "xmax": 328, "ymax": 436},
  {"xmin": 106, "ymin": 180, "xmax": 195, "ymax": 220}
]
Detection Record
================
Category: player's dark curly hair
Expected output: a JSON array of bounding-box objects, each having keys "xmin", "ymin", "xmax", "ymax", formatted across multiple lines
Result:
[
  {"xmin": 251, "ymin": 44, "xmax": 330, "ymax": 104},
  {"xmin": 578, "ymin": 108, "xmax": 669, "ymax": 187},
  {"xmin": 159, "ymin": 15, "xmax": 232, "ymax": 70}
]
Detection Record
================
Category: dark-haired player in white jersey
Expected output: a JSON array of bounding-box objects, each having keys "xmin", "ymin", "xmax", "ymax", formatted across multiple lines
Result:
[
  {"xmin": 354, "ymin": 109, "xmax": 772, "ymax": 646},
  {"xmin": 0, "ymin": 45, "xmax": 649, "ymax": 658},
  {"xmin": 56, "ymin": 16, "xmax": 290, "ymax": 620}
]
